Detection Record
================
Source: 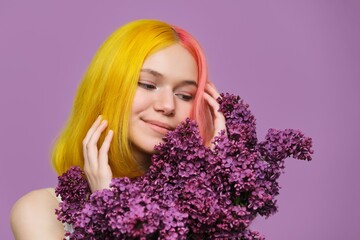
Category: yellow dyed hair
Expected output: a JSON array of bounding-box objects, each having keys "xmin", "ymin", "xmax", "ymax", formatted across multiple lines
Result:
[{"xmin": 51, "ymin": 19, "xmax": 211, "ymax": 178}]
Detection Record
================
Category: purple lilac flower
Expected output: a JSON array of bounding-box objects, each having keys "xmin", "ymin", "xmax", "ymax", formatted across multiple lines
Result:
[
  {"xmin": 55, "ymin": 166, "xmax": 90, "ymax": 231},
  {"xmin": 55, "ymin": 93, "xmax": 313, "ymax": 239}
]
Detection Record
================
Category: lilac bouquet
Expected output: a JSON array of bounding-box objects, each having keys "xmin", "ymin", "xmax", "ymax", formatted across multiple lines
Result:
[{"xmin": 55, "ymin": 93, "xmax": 313, "ymax": 239}]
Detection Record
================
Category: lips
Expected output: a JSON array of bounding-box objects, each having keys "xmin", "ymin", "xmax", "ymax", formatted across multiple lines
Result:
[{"xmin": 143, "ymin": 119, "xmax": 175, "ymax": 135}]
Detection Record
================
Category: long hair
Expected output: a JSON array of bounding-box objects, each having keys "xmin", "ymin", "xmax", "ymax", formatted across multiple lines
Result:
[{"xmin": 51, "ymin": 19, "xmax": 212, "ymax": 178}]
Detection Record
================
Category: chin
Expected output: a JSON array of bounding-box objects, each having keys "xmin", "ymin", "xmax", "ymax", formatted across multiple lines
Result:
[
  {"xmin": 148, "ymin": 139, "xmax": 164, "ymax": 152},
  {"xmin": 129, "ymin": 126, "xmax": 166, "ymax": 156},
  {"xmin": 137, "ymin": 137, "xmax": 164, "ymax": 154}
]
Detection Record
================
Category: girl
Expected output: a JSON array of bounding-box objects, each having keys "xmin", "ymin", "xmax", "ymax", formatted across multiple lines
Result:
[{"xmin": 10, "ymin": 19, "xmax": 225, "ymax": 239}]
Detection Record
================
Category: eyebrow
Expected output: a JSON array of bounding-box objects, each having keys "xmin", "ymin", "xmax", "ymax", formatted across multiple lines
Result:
[{"xmin": 140, "ymin": 68, "xmax": 198, "ymax": 87}]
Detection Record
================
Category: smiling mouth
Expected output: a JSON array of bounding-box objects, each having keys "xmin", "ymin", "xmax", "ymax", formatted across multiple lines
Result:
[{"xmin": 143, "ymin": 120, "xmax": 174, "ymax": 135}]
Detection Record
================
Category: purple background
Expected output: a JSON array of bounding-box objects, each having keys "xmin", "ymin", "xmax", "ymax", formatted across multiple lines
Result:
[{"xmin": 1, "ymin": 1, "xmax": 359, "ymax": 239}]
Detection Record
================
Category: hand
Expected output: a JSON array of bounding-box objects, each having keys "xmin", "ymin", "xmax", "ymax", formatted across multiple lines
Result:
[
  {"xmin": 82, "ymin": 115, "xmax": 114, "ymax": 193},
  {"xmin": 203, "ymin": 82, "xmax": 227, "ymax": 148}
]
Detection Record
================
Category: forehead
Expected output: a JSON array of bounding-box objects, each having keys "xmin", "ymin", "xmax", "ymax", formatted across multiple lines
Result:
[{"xmin": 141, "ymin": 44, "xmax": 198, "ymax": 82}]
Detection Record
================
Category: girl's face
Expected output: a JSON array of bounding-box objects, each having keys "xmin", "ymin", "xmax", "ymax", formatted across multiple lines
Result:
[{"xmin": 128, "ymin": 44, "xmax": 198, "ymax": 166}]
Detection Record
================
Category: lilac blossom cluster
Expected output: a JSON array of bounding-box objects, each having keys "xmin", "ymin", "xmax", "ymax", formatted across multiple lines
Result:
[{"xmin": 55, "ymin": 93, "xmax": 313, "ymax": 239}]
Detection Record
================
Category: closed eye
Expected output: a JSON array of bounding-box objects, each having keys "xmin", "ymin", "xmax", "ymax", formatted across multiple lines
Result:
[
  {"xmin": 175, "ymin": 93, "xmax": 193, "ymax": 101},
  {"xmin": 138, "ymin": 82, "xmax": 157, "ymax": 90}
]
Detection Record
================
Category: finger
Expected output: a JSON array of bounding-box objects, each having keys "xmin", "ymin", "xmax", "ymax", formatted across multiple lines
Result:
[
  {"xmin": 204, "ymin": 92, "xmax": 222, "ymax": 132},
  {"xmin": 87, "ymin": 120, "xmax": 108, "ymax": 169},
  {"xmin": 204, "ymin": 92, "xmax": 226, "ymax": 135},
  {"xmin": 83, "ymin": 115, "xmax": 102, "ymax": 169},
  {"xmin": 203, "ymin": 92, "xmax": 220, "ymax": 118},
  {"xmin": 207, "ymin": 81, "xmax": 216, "ymax": 88},
  {"xmin": 83, "ymin": 115, "xmax": 102, "ymax": 145},
  {"xmin": 205, "ymin": 82, "xmax": 221, "ymax": 100},
  {"xmin": 205, "ymin": 83, "xmax": 225, "ymax": 125},
  {"xmin": 89, "ymin": 130, "xmax": 113, "ymax": 192},
  {"xmin": 98, "ymin": 130, "xmax": 113, "ymax": 171}
]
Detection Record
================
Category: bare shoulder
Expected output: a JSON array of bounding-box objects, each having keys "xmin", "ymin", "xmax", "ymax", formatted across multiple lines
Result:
[{"xmin": 10, "ymin": 188, "xmax": 64, "ymax": 240}]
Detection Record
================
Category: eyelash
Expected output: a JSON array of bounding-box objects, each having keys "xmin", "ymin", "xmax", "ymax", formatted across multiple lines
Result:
[
  {"xmin": 138, "ymin": 82, "xmax": 157, "ymax": 90},
  {"xmin": 138, "ymin": 82, "xmax": 194, "ymax": 102},
  {"xmin": 175, "ymin": 93, "xmax": 193, "ymax": 101}
]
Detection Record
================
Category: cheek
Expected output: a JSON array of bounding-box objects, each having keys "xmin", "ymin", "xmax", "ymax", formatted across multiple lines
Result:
[
  {"xmin": 131, "ymin": 90, "xmax": 149, "ymax": 115},
  {"xmin": 176, "ymin": 102, "xmax": 193, "ymax": 122}
]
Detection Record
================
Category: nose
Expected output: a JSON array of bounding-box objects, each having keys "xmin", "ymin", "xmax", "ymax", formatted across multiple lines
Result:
[{"xmin": 153, "ymin": 88, "xmax": 175, "ymax": 116}]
